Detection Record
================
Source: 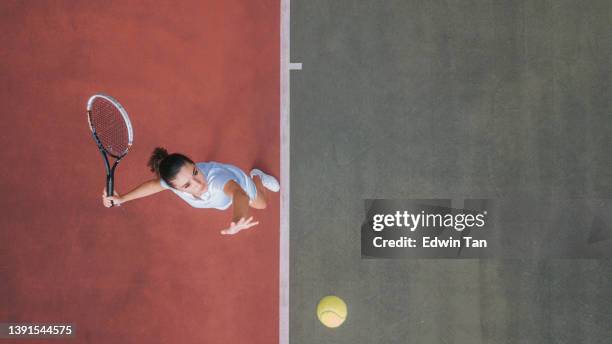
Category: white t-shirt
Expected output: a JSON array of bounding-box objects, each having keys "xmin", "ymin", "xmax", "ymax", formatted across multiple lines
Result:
[{"xmin": 159, "ymin": 162, "xmax": 257, "ymax": 210}]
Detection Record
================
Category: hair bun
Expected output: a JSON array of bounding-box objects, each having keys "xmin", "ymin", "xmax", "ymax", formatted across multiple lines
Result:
[{"xmin": 148, "ymin": 147, "xmax": 169, "ymax": 174}]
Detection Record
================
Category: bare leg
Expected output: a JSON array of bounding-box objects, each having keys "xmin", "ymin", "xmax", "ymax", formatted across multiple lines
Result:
[{"xmin": 249, "ymin": 175, "xmax": 267, "ymax": 209}]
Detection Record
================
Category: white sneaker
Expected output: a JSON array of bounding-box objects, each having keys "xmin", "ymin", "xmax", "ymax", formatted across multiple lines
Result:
[{"xmin": 250, "ymin": 169, "xmax": 280, "ymax": 192}]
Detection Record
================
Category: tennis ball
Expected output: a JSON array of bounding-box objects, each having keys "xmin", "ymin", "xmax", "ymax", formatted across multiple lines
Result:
[{"xmin": 317, "ymin": 295, "xmax": 347, "ymax": 328}]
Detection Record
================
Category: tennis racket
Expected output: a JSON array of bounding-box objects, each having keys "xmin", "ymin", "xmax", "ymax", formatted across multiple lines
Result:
[{"xmin": 86, "ymin": 94, "xmax": 134, "ymax": 207}]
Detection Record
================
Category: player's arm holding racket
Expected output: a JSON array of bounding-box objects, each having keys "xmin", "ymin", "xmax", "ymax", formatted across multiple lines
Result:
[
  {"xmin": 102, "ymin": 179, "xmax": 166, "ymax": 208},
  {"xmin": 88, "ymin": 94, "xmax": 169, "ymax": 208}
]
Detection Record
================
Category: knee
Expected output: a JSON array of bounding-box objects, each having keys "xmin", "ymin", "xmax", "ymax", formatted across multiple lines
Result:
[{"xmin": 251, "ymin": 199, "xmax": 267, "ymax": 210}]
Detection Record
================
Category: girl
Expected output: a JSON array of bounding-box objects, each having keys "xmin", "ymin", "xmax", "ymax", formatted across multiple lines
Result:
[{"xmin": 102, "ymin": 147, "xmax": 280, "ymax": 235}]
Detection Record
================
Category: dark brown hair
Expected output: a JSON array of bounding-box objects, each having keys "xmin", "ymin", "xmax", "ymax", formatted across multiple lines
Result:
[{"xmin": 147, "ymin": 147, "xmax": 194, "ymax": 187}]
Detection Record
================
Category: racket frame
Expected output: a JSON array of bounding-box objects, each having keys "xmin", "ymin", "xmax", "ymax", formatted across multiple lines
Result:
[{"xmin": 86, "ymin": 94, "xmax": 134, "ymax": 207}]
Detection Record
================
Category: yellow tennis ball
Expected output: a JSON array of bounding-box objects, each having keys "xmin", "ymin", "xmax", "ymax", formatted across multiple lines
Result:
[{"xmin": 317, "ymin": 295, "xmax": 347, "ymax": 328}]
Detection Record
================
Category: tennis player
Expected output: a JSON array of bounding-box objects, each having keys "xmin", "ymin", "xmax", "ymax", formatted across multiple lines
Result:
[{"xmin": 102, "ymin": 147, "xmax": 279, "ymax": 235}]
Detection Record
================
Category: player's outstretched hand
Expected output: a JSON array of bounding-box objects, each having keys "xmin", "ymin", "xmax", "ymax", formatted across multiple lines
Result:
[
  {"xmin": 220, "ymin": 216, "xmax": 259, "ymax": 235},
  {"xmin": 102, "ymin": 189, "xmax": 122, "ymax": 208}
]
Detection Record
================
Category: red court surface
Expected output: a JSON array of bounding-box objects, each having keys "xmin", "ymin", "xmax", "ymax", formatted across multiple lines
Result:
[{"xmin": 1, "ymin": 1, "xmax": 280, "ymax": 343}]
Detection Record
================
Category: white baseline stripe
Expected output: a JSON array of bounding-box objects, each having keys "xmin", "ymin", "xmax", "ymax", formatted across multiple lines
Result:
[{"xmin": 280, "ymin": 0, "xmax": 290, "ymax": 343}]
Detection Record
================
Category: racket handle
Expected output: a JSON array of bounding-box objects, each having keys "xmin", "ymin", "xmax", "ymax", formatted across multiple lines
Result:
[{"xmin": 107, "ymin": 176, "xmax": 115, "ymax": 208}]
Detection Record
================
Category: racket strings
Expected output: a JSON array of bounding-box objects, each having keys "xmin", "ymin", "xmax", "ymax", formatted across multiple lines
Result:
[{"xmin": 90, "ymin": 98, "xmax": 130, "ymax": 157}]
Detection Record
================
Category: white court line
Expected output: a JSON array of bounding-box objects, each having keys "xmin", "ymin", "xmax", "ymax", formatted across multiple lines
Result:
[{"xmin": 280, "ymin": 0, "xmax": 291, "ymax": 343}]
